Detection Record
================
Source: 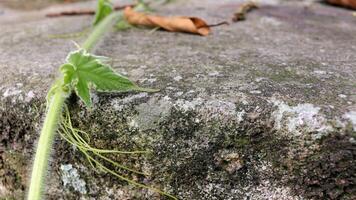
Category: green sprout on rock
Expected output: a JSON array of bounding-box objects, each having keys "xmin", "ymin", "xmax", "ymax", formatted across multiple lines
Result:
[{"xmin": 27, "ymin": 1, "xmax": 176, "ymax": 199}]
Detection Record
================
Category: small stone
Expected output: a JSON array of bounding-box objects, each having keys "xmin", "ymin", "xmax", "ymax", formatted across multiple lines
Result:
[
  {"xmin": 173, "ymin": 75, "xmax": 183, "ymax": 81},
  {"xmin": 338, "ymin": 94, "xmax": 347, "ymax": 98},
  {"xmin": 208, "ymin": 71, "xmax": 220, "ymax": 77},
  {"xmin": 25, "ymin": 91, "xmax": 35, "ymax": 102},
  {"xmin": 249, "ymin": 90, "xmax": 262, "ymax": 94}
]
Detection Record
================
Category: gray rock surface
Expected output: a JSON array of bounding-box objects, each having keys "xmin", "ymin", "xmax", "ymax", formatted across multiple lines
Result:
[{"xmin": 0, "ymin": 0, "xmax": 355, "ymax": 199}]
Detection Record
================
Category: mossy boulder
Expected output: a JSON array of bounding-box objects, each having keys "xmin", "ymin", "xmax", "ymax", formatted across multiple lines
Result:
[{"xmin": 0, "ymin": 0, "xmax": 355, "ymax": 199}]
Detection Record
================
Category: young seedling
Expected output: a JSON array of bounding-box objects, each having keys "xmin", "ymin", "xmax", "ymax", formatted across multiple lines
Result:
[
  {"xmin": 93, "ymin": 0, "xmax": 114, "ymax": 26},
  {"xmin": 27, "ymin": 1, "xmax": 176, "ymax": 199}
]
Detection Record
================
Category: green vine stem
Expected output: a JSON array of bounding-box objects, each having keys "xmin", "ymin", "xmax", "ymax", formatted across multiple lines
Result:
[
  {"xmin": 82, "ymin": 12, "xmax": 122, "ymax": 51},
  {"xmin": 27, "ymin": 12, "xmax": 119, "ymax": 200},
  {"xmin": 27, "ymin": 88, "xmax": 66, "ymax": 200}
]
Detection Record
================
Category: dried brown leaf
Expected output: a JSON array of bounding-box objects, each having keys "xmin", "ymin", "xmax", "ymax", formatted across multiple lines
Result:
[
  {"xmin": 327, "ymin": 0, "xmax": 356, "ymax": 9},
  {"xmin": 232, "ymin": 1, "xmax": 258, "ymax": 22},
  {"xmin": 124, "ymin": 7, "xmax": 210, "ymax": 36}
]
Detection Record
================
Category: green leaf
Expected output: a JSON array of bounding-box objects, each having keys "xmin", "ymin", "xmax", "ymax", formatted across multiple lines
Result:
[
  {"xmin": 75, "ymin": 75, "xmax": 91, "ymax": 106},
  {"xmin": 93, "ymin": 0, "xmax": 113, "ymax": 26},
  {"xmin": 62, "ymin": 49, "xmax": 153, "ymax": 107}
]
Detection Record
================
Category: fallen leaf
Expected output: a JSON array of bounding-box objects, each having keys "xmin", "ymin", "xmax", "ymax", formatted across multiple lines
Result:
[
  {"xmin": 327, "ymin": 0, "xmax": 356, "ymax": 9},
  {"xmin": 232, "ymin": 1, "xmax": 258, "ymax": 22},
  {"xmin": 123, "ymin": 7, "xmax": 210, "ymax": 36}
]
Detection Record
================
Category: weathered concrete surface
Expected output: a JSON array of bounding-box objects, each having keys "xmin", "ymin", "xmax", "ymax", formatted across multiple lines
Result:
[{"xmin": 1, "ymin": 0, "xmax": 356, "ymax": 199}]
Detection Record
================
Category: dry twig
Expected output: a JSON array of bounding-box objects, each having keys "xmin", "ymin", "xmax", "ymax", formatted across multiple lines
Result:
[{"xmin": 46, "ymin": 4, "xmax": 134, "ymax": 17}]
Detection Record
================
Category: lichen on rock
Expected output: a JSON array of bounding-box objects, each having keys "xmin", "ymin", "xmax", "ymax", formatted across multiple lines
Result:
[{"xmin": 60, "ymin": 164, "xmax": 87, "ymax": 194}]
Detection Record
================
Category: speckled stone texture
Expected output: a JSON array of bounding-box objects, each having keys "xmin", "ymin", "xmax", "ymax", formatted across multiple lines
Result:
[{"xmin": 0, "ymin": 0, "xmax": 355, "ymax": 199}]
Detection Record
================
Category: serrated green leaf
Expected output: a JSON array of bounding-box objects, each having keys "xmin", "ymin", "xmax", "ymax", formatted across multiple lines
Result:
[
  {"xmin": 93, "ymin": 0, "xmax": 113, "ymax": 26},
  {"xmin": 63, "ymin": 49, "xmax": 152, "ymax": 107},
  {"xmin": 75, "ymin": 75, "xmax": 91, "ymax": 106}
]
